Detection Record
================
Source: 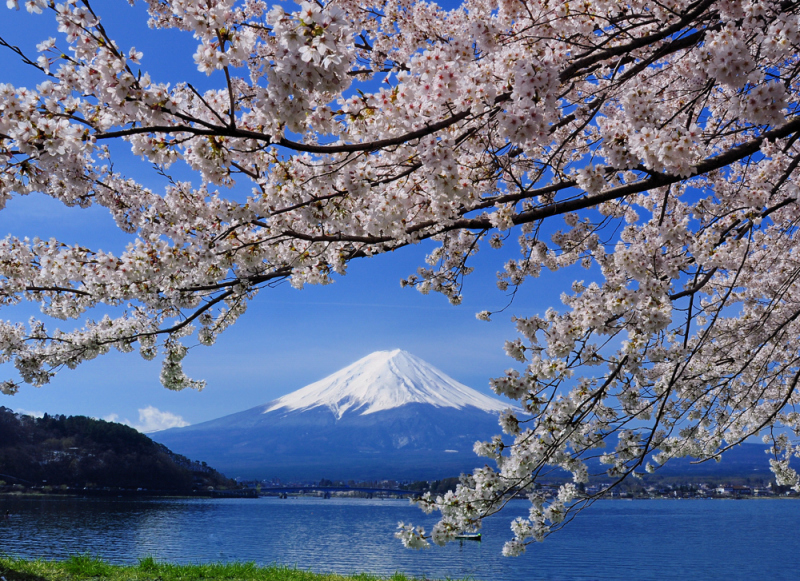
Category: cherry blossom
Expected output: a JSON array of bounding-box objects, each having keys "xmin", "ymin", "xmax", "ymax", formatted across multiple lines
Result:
[{"xmin": 3, "ymin": 0, "xmax": 800, "ymax": 554}]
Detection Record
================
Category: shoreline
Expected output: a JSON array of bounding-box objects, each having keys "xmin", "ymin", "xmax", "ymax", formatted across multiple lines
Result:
[
  {"xmin": 0, "ymin": 488, "xmax": 258, "ymax": 500},
  {"xmin": 0, "ymin": 555, "xmax": 432, "ymax": 581},
  {"xmin": 3, "ymin": 490, "xmax": 799, "ymax": 502}
]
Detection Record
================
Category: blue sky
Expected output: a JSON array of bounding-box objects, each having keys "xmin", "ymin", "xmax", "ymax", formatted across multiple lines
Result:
[{"xmin": 0, "ymin": 1, "xmax": 577, "ymax": 431}]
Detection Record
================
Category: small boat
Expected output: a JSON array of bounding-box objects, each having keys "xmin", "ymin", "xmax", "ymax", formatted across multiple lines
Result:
[{"xmin": 455, "ymin": 533, "xmax": 481, "ymax": 541}]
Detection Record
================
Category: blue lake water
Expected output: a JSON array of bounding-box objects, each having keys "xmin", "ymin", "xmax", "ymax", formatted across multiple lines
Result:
[{"xmin": 0, "ymin": 496, "xmax": 798, "ymax": 581}]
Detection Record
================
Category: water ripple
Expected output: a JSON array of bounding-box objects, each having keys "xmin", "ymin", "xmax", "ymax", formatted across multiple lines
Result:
[{"xmin": 0, "ymin": 496, "xmax": 798, "ymax": 581}]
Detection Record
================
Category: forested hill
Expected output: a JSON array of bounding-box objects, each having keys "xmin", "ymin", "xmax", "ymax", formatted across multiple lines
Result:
[{"xmin": 0, "ymin": 407, "xmax": 236, "ymax": 494}]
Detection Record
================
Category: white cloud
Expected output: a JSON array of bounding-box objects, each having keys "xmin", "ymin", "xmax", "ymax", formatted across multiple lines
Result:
[
  {"xmin": 103, "ymin": 406, "xmax": 189, "ymax": 433},
  {"xmin": 16, "ymin": 408, "xmax": 44, "ymax": 418},
  {"xmin": 132, "ymin": 406, "xmax": 190, "ymax": 433}
]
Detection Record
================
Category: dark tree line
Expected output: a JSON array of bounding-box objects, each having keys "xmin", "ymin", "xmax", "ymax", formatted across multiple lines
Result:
[
  {"xmin": 0, "ymin": 407, "xmax": 233, "ymax": 492},
  {"xmin": 402, "ymin": 478, "xmax": 460, "ymax": 495}
]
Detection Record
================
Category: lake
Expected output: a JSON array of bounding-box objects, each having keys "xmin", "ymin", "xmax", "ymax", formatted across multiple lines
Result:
[{"xmin": 0, "ymin": 495, "xmax": 798, "ymax": 581}]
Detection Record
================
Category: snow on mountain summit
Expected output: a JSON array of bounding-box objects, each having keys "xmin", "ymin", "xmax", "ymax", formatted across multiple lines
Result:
[{"xmin": 264, "ymin": 349, "xmax": 511, "ymax": 419}]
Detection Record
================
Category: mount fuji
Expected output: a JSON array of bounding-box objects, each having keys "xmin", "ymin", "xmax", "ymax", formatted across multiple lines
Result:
[{"xmin": 151, "ymin": 350, "xmax": 515, "ymax": 481}]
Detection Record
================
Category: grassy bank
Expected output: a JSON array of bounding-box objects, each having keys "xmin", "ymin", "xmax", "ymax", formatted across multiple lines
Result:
[{"xmin": 0, "ymin": 556, "xmax": 426, "ymax": 581}]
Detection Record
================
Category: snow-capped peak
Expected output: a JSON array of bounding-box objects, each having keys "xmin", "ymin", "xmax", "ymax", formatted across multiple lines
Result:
[{"xmin": 264, "ymin": 349, "xmax": 512, "ymax": 419}]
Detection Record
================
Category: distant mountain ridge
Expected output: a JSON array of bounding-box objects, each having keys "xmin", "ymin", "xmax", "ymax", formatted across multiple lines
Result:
[
  {"xmin": 152, "ymin": 350, "xmax": 516, "ymax": 480},
  {"xmin": 152, "ymin": 350, "xmax": 785, "ymax": 483}
]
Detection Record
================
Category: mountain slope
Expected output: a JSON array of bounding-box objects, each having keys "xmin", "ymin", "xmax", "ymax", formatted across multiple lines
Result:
[
  {"xmin": 264, "ymin": 349, "xmax": 510, "ymax": 418},
  {"xmin": 0, "ymin": 407, "xmax": 235, "ymax": 492},
  {"xmin": 151, "ymin": 350, "xmax": 788, "ymax": 483},
  {"xmin": 153, "ymin": 350, "xmax": 515, "ymax": 480}
]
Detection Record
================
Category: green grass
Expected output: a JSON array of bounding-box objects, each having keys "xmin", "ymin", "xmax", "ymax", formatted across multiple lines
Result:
[{"xmin": 0, "ymin": 556, "xmax": 429, "ymax": 581}]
